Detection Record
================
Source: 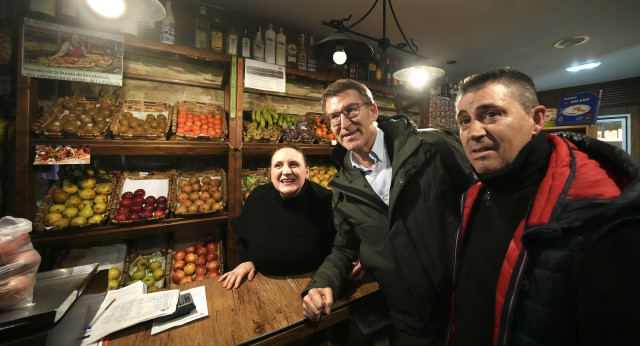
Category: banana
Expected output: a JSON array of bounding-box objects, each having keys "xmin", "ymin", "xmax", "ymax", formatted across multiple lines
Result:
[
  {"xmin": 262, "ymin": 109, "xmax": 272, "ymax": 124},
  {"xmin": 259, "ymin": 117, "xmax": 266, "ymax": 129},
  {"xmin": 263, "ymin": 104, "xmax": 277, "ymax": 113},
  {"xmin": 267, "ymin": 110, "xmax": 279, "ymax": 122},
  {"xmin": 251, "ymin": 110, "xmax": 256, "ymax": 123}
]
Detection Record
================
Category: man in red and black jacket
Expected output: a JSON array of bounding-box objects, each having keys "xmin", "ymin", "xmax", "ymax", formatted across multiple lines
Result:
[{"xmin": 449, "ymin": 68, "xmax": 640, "ymax": 346}]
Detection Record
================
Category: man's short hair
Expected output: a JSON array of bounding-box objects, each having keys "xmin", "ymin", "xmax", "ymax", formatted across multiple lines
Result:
[
  {"xmin": 457, "ymin": 68, "xmax": 539, "ymax": 113},
  {"xmin": 321, "ymin": 79, "xmax": 375, "ymax": 113}
]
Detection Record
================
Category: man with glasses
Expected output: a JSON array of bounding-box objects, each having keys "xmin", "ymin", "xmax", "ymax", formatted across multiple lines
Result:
[{"xmin": 302, "ymin": 79, "xmax": 471, "ymax": 344}]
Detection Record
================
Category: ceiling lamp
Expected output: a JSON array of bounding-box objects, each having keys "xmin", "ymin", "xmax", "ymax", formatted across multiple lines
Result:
[
  {"xmin": 312, "ymin": 0, "xmax": 442, "ymax": 87},
  {"xmin": 86, "ymin": 0, "xmax": 166, "ymax": 21}
]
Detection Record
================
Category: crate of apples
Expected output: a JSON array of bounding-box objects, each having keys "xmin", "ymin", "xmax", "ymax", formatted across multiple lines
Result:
[
  {"xmin": 169, "ymin": 236, "xmax": 223, "ymax": 287},
  {"xmin": 112, "ymin": 188, "xmax": 168, "ymax": 224},
  {"xmin": 173, "ymin": 170, "xmax": 226, "ymax": 216}
]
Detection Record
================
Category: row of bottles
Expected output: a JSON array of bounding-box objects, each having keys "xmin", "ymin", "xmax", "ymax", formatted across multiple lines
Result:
[{"xmin": 431, "ymin": 79, "xmax": 459, "ymax": 99}]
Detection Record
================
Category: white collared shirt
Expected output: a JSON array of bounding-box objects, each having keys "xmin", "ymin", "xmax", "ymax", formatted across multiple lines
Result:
[{"xmin": 350, "ymin": 124, "xmax": 392, "ymax": 205}]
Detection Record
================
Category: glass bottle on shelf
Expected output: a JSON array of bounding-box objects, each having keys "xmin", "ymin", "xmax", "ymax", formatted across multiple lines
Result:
[
  {"xmin": 307, "ymin": 35, "xmax": 317, "ymax": 72},
  {"xmin": 368, "ymin": 53, "xmax": 378, "ymax": 83},
  {"xmin": 159, "ymin": 0, "xmax": 175, "ymax": 45},
  {"xmin": 194, "ymin": 6, "xmax": 209, "ymax": 50},
  {"xmin": 375, "ymin": 53, "xmax": 383, "ymax": 84},
  {"xmin": 275, "ymin": 27, "xmax": 286, "ymax": 66},
  {"xmin": 264, "ymin": 23, "xmax": 276, "ymax": 64},
  {"xmin": 227, "ymin": 25, "xmax": 238, "ymax": 55},
  {"xmin": 286, "ymin": 29, "xmax": 297, "ymax": 68},
  {"xmin": 252, "ymin": 26, "xmax": 264, "ymax": 62},
  {"xmin": 209, "ymin": 16, "xmax": 223, "ymax": 53},
  {"xmin": 240, "ymin": 28, "xmax": 251, "ymax": 58},
  {"xmin": 297, "ymin": 33, "xmax": 307, "ymax": 70},
  {"xmin": 384, "ymin": 57, "xmax": 392, "ymax": 87}
]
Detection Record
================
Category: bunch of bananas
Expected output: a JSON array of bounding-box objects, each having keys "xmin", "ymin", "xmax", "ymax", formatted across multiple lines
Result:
[
  {"xmin": 0, "ymin": 118, "xmax": 15, "ymax": 148},
  {"xmin": 250, "ymin": 104, "xmax": 298, "ymax": 129}
]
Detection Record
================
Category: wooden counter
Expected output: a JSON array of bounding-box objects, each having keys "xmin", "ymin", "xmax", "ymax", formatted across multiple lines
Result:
[{"xmin": 109, "ymin": 273, "xmax": 380, "ymax": 345}]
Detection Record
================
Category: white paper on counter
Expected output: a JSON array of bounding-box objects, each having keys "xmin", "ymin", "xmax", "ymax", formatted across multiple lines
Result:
[{"xmin": 150, "ymin": 285, "xmax": 208, "ymax": 335}]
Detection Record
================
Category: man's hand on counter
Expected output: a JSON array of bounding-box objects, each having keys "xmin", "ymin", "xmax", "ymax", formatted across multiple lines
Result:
[
  {"xmin": 302, "ymin": 287, "xmax": 333, "ymax": 321},
  {"xmin": 218, "ymin": 261, "xmax": 256, "ymax": 289}
]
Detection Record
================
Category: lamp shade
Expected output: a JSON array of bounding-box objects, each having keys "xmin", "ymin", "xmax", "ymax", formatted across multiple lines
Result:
[
  {"xmin": 310, "ymin": 31, "xmax": 373, "ymax": 64},
  {"xmin": 393, "ymin": 61, "xmax": 445, "ymax": 87}
]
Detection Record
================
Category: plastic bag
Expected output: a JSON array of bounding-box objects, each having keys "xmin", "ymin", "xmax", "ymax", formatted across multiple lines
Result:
[{"xmin": 0, "ymin": 216, "xmax": 41, "ymax": 310}]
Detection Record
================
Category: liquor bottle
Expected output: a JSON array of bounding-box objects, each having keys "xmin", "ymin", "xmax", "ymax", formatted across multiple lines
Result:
[
  {"xmin": 194, "ymin": 6, "xmax": 209, "ymax": 50},
  {"xmin": 384, "ymin": 57, "xmax": 392, "ymax": 87},
  {"xmin": 28, "ymin": 0, "xmax": 56, "ymax": 21},
  {"xmin": 368, "ymin": 54, "xmax": 378, "ymax": 83},
  {"xmin": 307, "ymin": 35, "xmax": 317, "ymax": 72},
  {"xmin": 349, "ymin": 63, "xmax": 357, "ymax": 78},
  {"xmin": 297, "ymin": 33, "xmax": 307, "ymax": 70},
  {"xmin": 159, "ymin": 1, "xmax": 175, "ymax": 45},
  {"xmin": 286, "ymin": 30, "xmax": 297, "ymax": 68},
  {"xmin": 57, "ymin": 0, "xmax": 78, "ymax": 26},
  {"xmin": 392, "ymin": 59, "xmax": 399, "ymax": 87},
  {"xmin": 227, "ymin": 25, "xmax": 238, "ymax": 55},
  {"xmin": 209, "ymin": 16, "xmax": 223, "ymax": 53},
  {"xmin": 264, "ymin": 23, "xmax": 276, "ymax": 64},
  {"xmin": 275, "ymin": 27, "xmax": 286, "ymax": 66},
  {"xmin": 375, "ymin": 53, "xmax": 383, "ymax": 84},
  {"xmin": 240, "ymin": 28, "xmax": 251, "ymax": 58},
  {"xmin": 253, "ymin": 26, "xmax": 264, "ymax": 62}
]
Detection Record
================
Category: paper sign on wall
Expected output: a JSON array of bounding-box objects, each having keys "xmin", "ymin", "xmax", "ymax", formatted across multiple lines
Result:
[{"xmin": 244, "ymin": 59, "xmax": 286, "ymax": 93}]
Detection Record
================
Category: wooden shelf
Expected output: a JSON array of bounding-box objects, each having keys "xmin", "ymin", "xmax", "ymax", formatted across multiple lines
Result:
[
  {"xmin": 31, "ymin": 214, "xmax": 229, "ymax": 247},
  {"xmin": 31, "ymin": 138, "xmax": 231, "ymax": 155},
  {"xmin": 541, "ymin": 124, "xmax": 596, "ymax": 138},
  {"xmin": 124, "ymin": 37, "xmax": 231, "ymax": 65},
  {"xmin": 241, "ymin": 143, "xmax": 335, "ymax": 156}
]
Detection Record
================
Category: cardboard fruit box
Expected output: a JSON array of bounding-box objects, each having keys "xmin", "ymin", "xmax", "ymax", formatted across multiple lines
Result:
[{"xmin": 109, "ymin": 171, "xmax": 176, "ymax": 225}]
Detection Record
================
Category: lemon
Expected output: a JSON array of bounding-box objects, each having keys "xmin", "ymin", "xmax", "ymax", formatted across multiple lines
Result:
[
  {"xmin": 108, "ymin": 267, "xmax": 121, "ymax": 280},
  {"xmin": 107, "ymin": 279, "xmax": 119, "ymax": 290}
]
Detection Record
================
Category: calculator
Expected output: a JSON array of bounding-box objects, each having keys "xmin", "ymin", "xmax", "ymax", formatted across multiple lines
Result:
[{"xmin": 156, "ymin": 292, "xmax": 196, "ymax": 322}]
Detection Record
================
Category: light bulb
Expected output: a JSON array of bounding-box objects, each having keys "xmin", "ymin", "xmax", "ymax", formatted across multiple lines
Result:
[
  {"xmin": 87, "ymin": 0, "xmax": 126, "ymax": 18},
  {"xmin": 333, "ymin": 46, "xmax": 347, "ymax": 65},
  {"xmin": 409, "ymin": 67, "xmax": 428, "ymax": 87}
]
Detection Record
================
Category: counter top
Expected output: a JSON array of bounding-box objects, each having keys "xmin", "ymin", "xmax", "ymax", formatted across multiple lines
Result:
[{"xmin": 108, "ymin": 272, "xmax": 380, "ymax": 345}]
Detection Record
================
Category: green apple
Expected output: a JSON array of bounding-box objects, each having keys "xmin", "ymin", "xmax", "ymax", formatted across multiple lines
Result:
[
  {"xmin": 141, "ymin": 275, "xmax": 156, "ymax": 287},
  {"xmin": 152, "ymin": 268, "xmax": 165, "ymax": 280},
  {"xmin": 131, "ymin": 270, "xmax": 145, "ymax": 281},
  {"xmin": 137, "ymin": 258, "xmax": 151, "ymax": 271},
  {"xmin": 149, "ymin": 260, "xmax": 162, "ymax": 271}
]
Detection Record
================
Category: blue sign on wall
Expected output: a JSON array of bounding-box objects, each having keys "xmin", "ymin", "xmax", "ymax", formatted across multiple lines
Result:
[{"xmin": 556, "ymin": 90, "xmax": 602, "ymax": 126}]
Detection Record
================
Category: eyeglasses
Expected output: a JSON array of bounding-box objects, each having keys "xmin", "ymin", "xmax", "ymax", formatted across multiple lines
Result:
[{"xmin": 327, "ymin": 103, "xmax": 369, "ymax": 126}]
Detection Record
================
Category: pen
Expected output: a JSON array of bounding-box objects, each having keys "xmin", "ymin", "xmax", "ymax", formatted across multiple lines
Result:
[{"xmin": 89, "ymin": 298, "xmax": 116, "ymax": 327}]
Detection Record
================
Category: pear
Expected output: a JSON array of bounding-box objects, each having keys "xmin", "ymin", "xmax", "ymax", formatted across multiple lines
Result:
[
  {"xmin": 108, "ymin": 267, "xmax": 122, "ymax": 280},
  {"xmin": 52, "ymin": 189, "xmax": 69, "ymax": 204},
  {"xmin": 93, "ymin": 202, "xmax": 107, "ymax": 214},
  {"xmin": 70, "ymin": 216, "xmax": 87, "ymax": 226},
  {"xmin": 78, "ymin": 205, "xmax": 94, "ymax": 219},
  {"xmin": 94, "ymin": 194, "xmax": 109, "ymax": 205},
  {"xmin": 61, "ymin": 182, "xmax": 78, "ymax": 195},
  {"xmin": 88, "ymin": 214, "xmax": 103, "ymax": 224},
  {"xmin": 77, "ymin": 188, "xmax": 96, "ymax": 200},
  {"xmin": 78, "ymin": 178, "xmax": 97, "ymax": 190},
  {"xmin": 95, "ymin": 184, "xmax": 112, "ymax": 195},
  {"xmin": 43, "ymin": 212, "xmax": 63, "ymax": 226},
  {"xmin": 53, "ymin": 217, "xmax": 71, "ymax": 228},
  {"xmin": 62, "ymin": 206, "xmax": 79, "ymax": 219},
  {"xmin": 65, "ymin": 196, "xmax": 82, "ymax": 208},
  {"xmin": 49, "ymin": 204, "xmax": 66, "ymax": 213},
  {"xmin": 77, "ymin": 199, "xmax": 94, "ymax": 210}
]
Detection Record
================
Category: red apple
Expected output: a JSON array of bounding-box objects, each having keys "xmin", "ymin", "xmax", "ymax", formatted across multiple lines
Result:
[
  {"xmin": 145, "ymin": 196, "xmax": 156, "ymax": 206},
  {"xmin": 195, "ymin": 265, "xmax": 207, "ymax": 276},
  {"xmin": 195, "ymin": 256, "xmax": 206, "ymax": 266},
  {"xmin": 194, "ymin": 274, "xmax": 206, "ymax": 281},
  {"xmin": 121, "ymin": 191, "xmax": 134, "ymax": 199},
  {"xmin": 173, "ymin": 260, "xmax": 185, "ymax": 271},
  {"xmin": 206, "ymin": 252, "xmax": 218, "ymax": 262},
  {"xmin": 195, "ymin": 240, "xmax": 204, "ymax": 248},
  {"xmin": 116, "ymin": 206, "xmax": 129, "ymax": 214},
  {"xmin": 207, "ymin": 269, "xmax": 220, "ymax": 278},
  {"xmin": 142, "ymin": 204, "xmax": 155, "ymax": 213},
  {"xmin": 196, "ymin": 247, "xmax": 208, "ymax": 257},
  {"xmin": 185, "ymin": 246, "xmax": 196, "ymax": 254},
  {"xmin": 207, "ymin": 260, "xmax": 220, "ymax": 271},
  {"xmin": 154, "ymin": 209, "xmax": 165, "ymax": 218},
  {"xmin": 133, "ymin": 196, "xmax": 145, "ymax": 205},
  {"xmin": 173, "ymin": 250, "xmax": 185, "ymax": 261},
  {"xmin": 130, "ymin": 204, "xmax": 143, "ymax": 213},
  {"xmin": 141, "ymin": 210, "xmax": 153, "ymax": 219},
  {"xmin": 128, "ymin": 213, "xmax": 141, "ymax": 221},
  {"xmin": 203, "ymin": 234, "xmax": 216, "ymax": 244},
  {"xmin": 114, "ymin": 213, "xmax": 128, "ymax": 222},
  {"xmin": 156, "ymin": 196, "xmax": 168, "ymax": 204},
  {"xmin": 206, "ymin": 242, "xmax": 217, "ymax": 253},
  {"xmin": 179, "ymin": 276, "xmax": 193, "ymax": 284},
  {"xmin": 171, "ymin": 269, "xmax": 185, "ymax": 284},
  {"xmin": 155, "ymin": 203, "xmax": 167, "ymax": 211},
  {"xmin": 183, "ymin": 262, "xmax": 196, "ymax": 276},
  {"xmin": 134, "ymin": 188, "xmax": 146, "ymax": 197},
  {"xmin": 184, "ymin": 253, "xmax": 197, "ymax": 263},
  {"xmin": 119, "ymin": 198, "xmax": 132, "ymax": 208}
]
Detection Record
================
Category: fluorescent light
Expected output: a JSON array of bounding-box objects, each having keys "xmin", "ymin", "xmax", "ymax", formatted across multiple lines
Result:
[
  {"xmin": 565, "ymin": 61, "xmax": 601, "ymax": 72},
  {"xmin": 87, "ymin": 0, "xmax": 126, "ymax": 18}
]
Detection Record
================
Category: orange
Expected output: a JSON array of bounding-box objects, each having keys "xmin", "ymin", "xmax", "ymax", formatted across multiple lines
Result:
[{"xmin": 214, "ymin": 114, "xmax": 222, "ymax": 119}]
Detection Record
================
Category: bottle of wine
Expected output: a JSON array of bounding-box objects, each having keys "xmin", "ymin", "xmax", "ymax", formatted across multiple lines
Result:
[
  {"xmin": 159, "ymin": 1, "xmax": 175, "ymax": 45},
  {"xmin": 209, "ymin": 16, "xmax": 223, "ymax": 53},
  {"xmin": 275, "ymin": 27, "xmax": 286, "ymax": 66},
  {"xmin": 297, "ymin": 33, "xmax": 307, "ymax": 70},
  {"xmin": 307, "ymin": 35, "xmax": 317, "ymax": 72},
  {"xmin": 227, "ymin": 25, "xmax": 238, "ymax": 55},
  {"xmin": 194, "ymin": 6, "xmax": 209, "ymax": 50},
  {"xmin": 253, "ymin": 26, "xmax": 264, "ymax": 62},
  {"xmin": 286, "ymin": 30, "xmax": 297, "ymax": 68},
  {"xmin": 368, "ymin": 53, "xmax": 378, "ymax": 83},
  {"xmin": 264, "ymin": 23, "xmax": 276, "ymax": 64},
  {"xmin": 392, "ymin": 59, "xmax": 399, "ymax": 87},
  {"xmin": 375, "ymin": 53, "xmax": 383, "ymax": 84},
  {"xmin": 384, "ymin": 57, "xmax": 392, "ymax": 87},
  {"xmin": 240, "ymin": 28, "xmax": 251, "ymax": 58}
]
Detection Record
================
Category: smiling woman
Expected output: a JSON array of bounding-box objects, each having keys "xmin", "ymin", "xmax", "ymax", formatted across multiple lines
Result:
[{"xmin": 219, "ymin": 144, "xmax": 336, "ymax": 289}]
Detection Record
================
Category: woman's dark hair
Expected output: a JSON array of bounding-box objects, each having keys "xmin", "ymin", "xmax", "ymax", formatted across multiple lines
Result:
[{"xmin": 270, "ymin": 143, "xmax": 308, "ymax": 167}]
